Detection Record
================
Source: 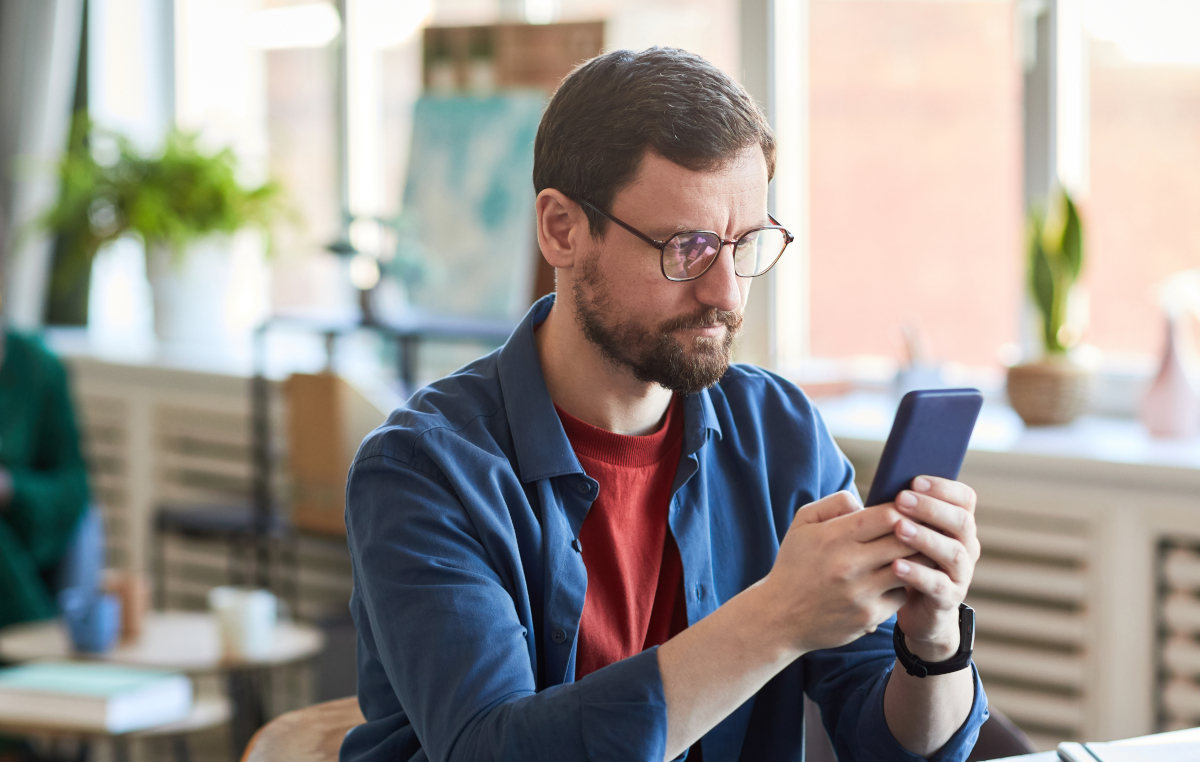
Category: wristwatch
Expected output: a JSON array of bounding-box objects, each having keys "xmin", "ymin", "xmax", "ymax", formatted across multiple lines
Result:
[{"xmin": 893, "ymin": 603, "xmax": 975, "ymax": 678}]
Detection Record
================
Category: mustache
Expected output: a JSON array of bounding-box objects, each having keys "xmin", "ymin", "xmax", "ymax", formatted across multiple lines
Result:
[{"xmin": 660, "ymin": 308, "xmax": 744, "ymax": 334}]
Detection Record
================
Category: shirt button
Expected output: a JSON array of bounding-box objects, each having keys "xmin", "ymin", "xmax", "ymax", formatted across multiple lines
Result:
[
  {"xmin": 576, "ymin": 481, "xmax": 591, "ymax": 494},
  {"xmin": 551, "ymin": 628, "xmax": 567, "ymax": 644},
  {"xmin": 694, "ymin": 584, "xmax": 703, "ymax": 602},
  {"xmin": 572, "ymin": 538, "xmax": 582, "ymax": 553}
]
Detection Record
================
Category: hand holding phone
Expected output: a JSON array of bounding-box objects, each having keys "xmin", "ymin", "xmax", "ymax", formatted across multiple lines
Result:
[
  {"xmin": 865, "ymin": 388, "xmax": 983, "ymax": 508},
  {"xmin": 865, "ymin": 389, "xmax": 984, "ymax": 668}
]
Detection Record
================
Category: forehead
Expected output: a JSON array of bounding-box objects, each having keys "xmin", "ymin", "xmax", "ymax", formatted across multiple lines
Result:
[{"xmin": 613, "ymin": 147, "xmax": 769, "ymax": 219}]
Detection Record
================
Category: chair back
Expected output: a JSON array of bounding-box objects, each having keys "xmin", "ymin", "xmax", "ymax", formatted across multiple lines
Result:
[
  {"xmin": 968, "ymin": 705, "xmax": 1038, "ymax": 760},
  {"xmin": 240, "ymin": 696, "xmax": 363, "ymax": 762}
]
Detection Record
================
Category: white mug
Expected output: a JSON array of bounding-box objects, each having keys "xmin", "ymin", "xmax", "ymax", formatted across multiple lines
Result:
[{"xmin": 207, "ymin": 586, "xmax": 278, "ymax": 660}]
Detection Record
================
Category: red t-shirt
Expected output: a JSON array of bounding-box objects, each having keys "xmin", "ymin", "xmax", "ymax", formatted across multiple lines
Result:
[{"xmin": 556, "ymin": 396, "xmax": 689, "ymax": 680}]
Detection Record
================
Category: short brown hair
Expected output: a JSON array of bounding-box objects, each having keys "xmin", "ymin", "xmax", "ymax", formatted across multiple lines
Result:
[{"xmin": 533, "ymin": 47, "xmax": 775, "ymax": 236}]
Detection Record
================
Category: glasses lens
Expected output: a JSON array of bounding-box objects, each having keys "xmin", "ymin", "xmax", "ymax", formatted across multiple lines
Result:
[
  {"xmin": 663, "ymin": 232, "xmax": 721, "ymax": 280},
  {"xmin": 734, "ymin": 228, "xmax": 789, "ymax": 276}
]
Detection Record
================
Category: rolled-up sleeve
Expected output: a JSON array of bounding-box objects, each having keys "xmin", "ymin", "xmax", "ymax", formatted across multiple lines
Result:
[
  {"xmin": 343, "ymin": 453, "xmax": 668, "ymax": 762},
  {"xmin": 804, "ymin": 616, "xmax": 988, "ymax": 762}
]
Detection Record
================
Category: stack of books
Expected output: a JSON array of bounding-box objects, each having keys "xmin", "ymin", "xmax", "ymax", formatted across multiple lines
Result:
[{"xmin": 0, "ymin": 661, "xmax": 192, "ymax": 733}]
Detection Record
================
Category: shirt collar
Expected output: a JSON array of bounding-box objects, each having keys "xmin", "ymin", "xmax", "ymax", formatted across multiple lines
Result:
[
  {"xmin": 684, "ymin": 386, "xmax": 723, "ymax": 455},
  {"xmin": 497, "ymin": 293, "xmax": 724, "ymax": 483}
]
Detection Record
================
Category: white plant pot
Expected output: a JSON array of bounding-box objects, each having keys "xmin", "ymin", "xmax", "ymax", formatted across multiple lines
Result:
[{"xmin": 145, "ymin": 239, "xmax": 233, "ymax": 345}]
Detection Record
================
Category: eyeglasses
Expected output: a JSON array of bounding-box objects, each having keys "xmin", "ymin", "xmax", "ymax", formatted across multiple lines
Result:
[{"xmin": 578, "ymin": 199, "xmax": 794, "ymax": 282}]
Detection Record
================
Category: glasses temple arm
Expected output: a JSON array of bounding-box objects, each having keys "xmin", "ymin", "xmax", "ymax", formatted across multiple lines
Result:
[{"xmin": 578, "ymin": 199, "xmax": 665, "ymax": 249}]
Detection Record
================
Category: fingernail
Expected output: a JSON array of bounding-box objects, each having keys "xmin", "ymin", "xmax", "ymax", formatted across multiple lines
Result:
[
  {"xmin": 913, "ymin": 476, "xmax": 931, "ymax": 492},
  {"xmin": 898, "ymin": 519, "xmax": 917, "ymax": 538},
  {"xmin": 895, "ymin": 560, "xmax": 911, "ymax": 574},
  {"xmin": 898, "ymin": 492, "xmax": 917, "ymax": 509}
]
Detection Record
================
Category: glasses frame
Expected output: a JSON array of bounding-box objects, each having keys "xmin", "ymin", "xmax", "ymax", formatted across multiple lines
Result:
[{"xmin": 577, "ymin": 199, "xmax": 795, "ymax": 282}]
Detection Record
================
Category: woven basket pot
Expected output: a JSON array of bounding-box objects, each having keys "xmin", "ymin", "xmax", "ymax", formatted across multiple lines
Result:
[{"xmin": 1006, "ymin": 358, "xmax": 1089, "ymax": 426}]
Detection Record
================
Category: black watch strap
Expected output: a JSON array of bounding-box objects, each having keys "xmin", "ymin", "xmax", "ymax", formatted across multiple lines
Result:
[{"xmin": 893, "ymin": 603, "xmax": 975, "ymax": 678}]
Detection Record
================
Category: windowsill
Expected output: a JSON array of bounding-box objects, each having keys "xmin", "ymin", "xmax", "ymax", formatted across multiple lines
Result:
[
  {"xmin": 783, "ymin": 353, "xmax": 1160, "ymax": 420},
  {"xmin": 42, "ymin": 325, "xmax": 406, "ymax": 414},
  {"xmin": 43, "ymin": 326, "xmax": 263, "ymax": 379},
  {"xmin": 815, "ymin": 390, "xmax": 1200, "ymax": 487}
]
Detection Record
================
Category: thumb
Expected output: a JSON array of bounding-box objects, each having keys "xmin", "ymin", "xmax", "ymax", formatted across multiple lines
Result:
[{"xmin": 794, "ymin": 490, "xmax": 863, "ymax": 526}]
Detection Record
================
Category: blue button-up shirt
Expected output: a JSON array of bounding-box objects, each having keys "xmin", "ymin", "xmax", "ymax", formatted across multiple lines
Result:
[{"xmin": 341, "ymin": 294, "xmax": 987, "ymax": 762}]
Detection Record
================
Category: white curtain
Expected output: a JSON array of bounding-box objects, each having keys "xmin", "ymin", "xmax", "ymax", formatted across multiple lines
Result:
[{"xmin": 0, "ymin": 0, "xmax": 84, "ymax": 328}]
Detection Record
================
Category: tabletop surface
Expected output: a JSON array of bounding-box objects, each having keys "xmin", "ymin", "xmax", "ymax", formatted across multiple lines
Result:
[
  {"xmin": 0, "ymin": 611, "xmax": 325, "ymax": 673},
  {"xmin": 989, "ymin": 726, "xmax": 1200, "ymax": 761}
]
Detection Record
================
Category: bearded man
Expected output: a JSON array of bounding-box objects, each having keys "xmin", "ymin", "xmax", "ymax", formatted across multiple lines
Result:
[{"xmin": 342, "ymin": 47, "xmax": 988, "ymax": 762}]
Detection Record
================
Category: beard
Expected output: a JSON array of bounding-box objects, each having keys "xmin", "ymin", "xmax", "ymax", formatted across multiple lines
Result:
[{"xmin": 571, "ymin": 251, "xmax": 743, "ymax": 395}]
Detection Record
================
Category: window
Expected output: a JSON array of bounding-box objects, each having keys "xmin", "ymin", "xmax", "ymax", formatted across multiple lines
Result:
[
  {"xmin": 804, "ymin": 0, "xmax": 1023, "ymax": 371},
  {"xmin": 1084, "ymin": 0, "xmax": 1200, "ymax": 367},
  {"xmin": 788, "ymin": 0, "xmax": 1200, "ymax": 388}
]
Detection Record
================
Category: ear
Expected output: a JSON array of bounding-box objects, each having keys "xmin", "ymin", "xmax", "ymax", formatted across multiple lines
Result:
[{"xmin": 536, "ymin": 189, "xmax": 590, "ymax": 269}]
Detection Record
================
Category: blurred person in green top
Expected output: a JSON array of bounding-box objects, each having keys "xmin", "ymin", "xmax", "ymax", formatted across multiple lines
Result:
[{"xmin": 0, "ymin": 304, "xmax": 90, "ymax": 630}]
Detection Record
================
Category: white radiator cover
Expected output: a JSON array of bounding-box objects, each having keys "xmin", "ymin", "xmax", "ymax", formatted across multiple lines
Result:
[{"xmin": 66, "ymin": 355, "xmax": 359, "ymax": 625}]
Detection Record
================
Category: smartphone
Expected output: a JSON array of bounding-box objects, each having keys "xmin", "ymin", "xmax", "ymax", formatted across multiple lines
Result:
[{"xmin": 863, "ymin": 388, "xmax": 984, "ymax": 507}]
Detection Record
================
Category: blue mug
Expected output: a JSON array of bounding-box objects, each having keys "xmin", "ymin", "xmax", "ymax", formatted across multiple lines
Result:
[{"xmin": 58, "ymin": 587, "xmax": 122, "ymax": 654}]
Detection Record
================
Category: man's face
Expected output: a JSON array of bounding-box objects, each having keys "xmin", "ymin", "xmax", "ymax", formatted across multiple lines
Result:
[{"xmin": 571, "ymin": 146, "xmax": 768, "ymax": 394}]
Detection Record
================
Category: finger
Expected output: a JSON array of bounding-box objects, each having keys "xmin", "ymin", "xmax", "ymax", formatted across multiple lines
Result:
[
  {"xmin": 864, "ymin": 564, "xmax": 907, "ymax": 600},
  {"xmin": 880, "ymin": 587, "xmax": 908, "ymax": 612},
  {"xmin": 842, "ymin": 504, "xmax": 904, "ymax": 543},
  {"xmin": 794, "ymin": 490, "xmax": 863, "ymax": 526},
  {"xmin": 895, "ymin": 518, "xmax": 973, "ymax": 584},
  {"xmin": 893, "ymin": 557, "xmax": 962, "ymax": 608},
  {"xmin": 911, "ymin": 476, "xmax": 977, "ymax": 514},
  {"xmin": 896, "ymin": 491, "xmax": 978, "ymax": 552},
  {"xmin": 908, "ymin": 552, "xmax": 936, "ymax": 569},
  {"xmin": 864, "ymin": 586, "xmax": 908, "ymax": 632},
  {"xmin": 858, "ymin": 533, "xmax": 921, "ymax": 571}
]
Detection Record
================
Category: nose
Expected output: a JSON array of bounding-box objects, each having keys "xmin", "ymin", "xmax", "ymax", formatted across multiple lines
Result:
[{"xmin": 691, "ymin": 241, "xmax": 745, "ymax": 313}]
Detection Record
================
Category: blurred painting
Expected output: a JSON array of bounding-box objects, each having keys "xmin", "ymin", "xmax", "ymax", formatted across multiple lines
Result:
[{"xmin": 398, "ymin": 94, "xmax": 545, "ymax": 321}]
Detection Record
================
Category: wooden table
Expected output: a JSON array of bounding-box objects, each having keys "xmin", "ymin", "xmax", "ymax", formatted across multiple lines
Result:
[{"xmin": 0, "ymin": 611, "xmax": 326, "ymax": 755}]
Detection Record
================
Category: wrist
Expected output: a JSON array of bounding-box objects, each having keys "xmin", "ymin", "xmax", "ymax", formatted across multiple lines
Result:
[
  {"xmin": 900, "ymin": 607, "xmax": 962, "ymax": 662},
  {"xmin": 739, "ymin": 578, "xmax": 807, "ymax": 664},
  {"xmin": 904, "ymin": 630, "xmax": 959, "ymax": 663}
]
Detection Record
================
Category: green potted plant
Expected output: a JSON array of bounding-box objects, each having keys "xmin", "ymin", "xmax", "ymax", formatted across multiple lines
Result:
[
  {"xmin": 1006, "ymin": 188, "xmax": 1088, "ymax": 426},
  {"xmin": 42, "ymin": 118, "xmax": 284, "ymax": 341}
]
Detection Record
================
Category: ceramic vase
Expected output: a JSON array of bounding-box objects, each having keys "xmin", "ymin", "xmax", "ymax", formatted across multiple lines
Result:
[
  {"xmin": 1006, "ymin": 356, "xmax": 1089, "ymax": 426},
  {"xmin": 1140, "ymin": 316, "xmax": 1200, "ymax": 438}
]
